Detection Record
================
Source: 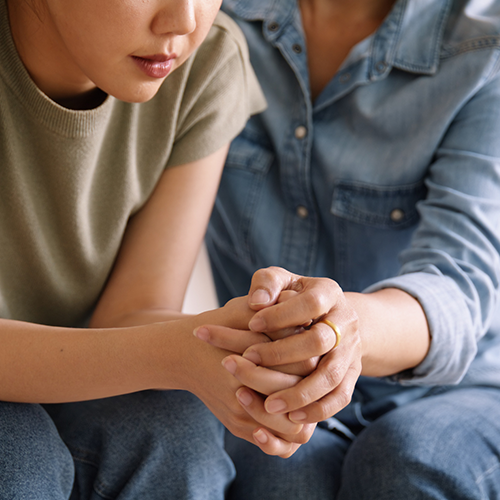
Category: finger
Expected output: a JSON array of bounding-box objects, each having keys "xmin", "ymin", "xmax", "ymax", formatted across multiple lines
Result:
[
  {"xmin": 277, "ymin": 290, "xmax": 299, "ymax": 303},
  {"xmin": 235, "ymin": 387, "xmax": 302, "ymax": 435},
  {"xmin": 265, "ymin": 325, "xmax": 306, "ymax": 341},
  {"xmin": 247, "ymin": 267, "xmax": 301, "ymax": 310},
  {"xmin": 222, "ymin": 355, "xmax": 302, "ymax": 395},
  {"xmin": 243, "ymin": 321, "xmax": 337, "ymax": 367},
  {"xmin": 270, "ymin": 356, "xmax": 320, "ymax": 377},
  {"xmin": 277, "ymin": 292, "xmax": 314, "ymax": 330},
  {"xmin": 251, "ymin": 427, "xmax": 301, "ymax": 458},
  {"xmin": 275, "ymin": 422, "xmax": 317, "ymax": 446},
  {"xmin": 287, "ymin": 362, "xmax": 361, "ymax": 424},
  {"xmin": 194, "ymin": 325, "xmax": 270, "ymax": 354},
  {"xmin": 249, "ymin": 277, "xmax": 342, "ymax": 332},
  {"xmin": 263, "ymin": 346, "xmax": 357, "ymax": 414}
]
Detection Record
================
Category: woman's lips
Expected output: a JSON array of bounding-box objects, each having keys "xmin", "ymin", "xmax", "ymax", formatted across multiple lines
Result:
[{"xmin": 131, "ymin": 54, "xmax": 175, "ymax": 79}]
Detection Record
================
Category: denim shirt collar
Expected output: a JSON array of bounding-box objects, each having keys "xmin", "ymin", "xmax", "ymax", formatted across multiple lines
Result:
[{"xmin": 223, "ymin": 0, "xmax": 452, "ymax": 76}]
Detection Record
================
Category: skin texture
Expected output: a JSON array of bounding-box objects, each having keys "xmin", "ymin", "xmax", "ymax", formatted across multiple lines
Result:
[
  {"xmin": 2, "ymin": 0, "xmax": 429, "ymax": 459},
  {"xmin": 194, "ymin": 0, "xmax": 431, "ymax": 454},
  {"xmin": 1, "ymin": 0, "xmax": 311, "ymax": 457},
  {"xmin": 299, "ymin": 0, "xmax": 397, "ymax": 99},
  {"xmin": 7, "ymin": 0, "xmax": 222, "ymax": 106},
  {"xmin": 197, "ymin": 268, "xmax": 429, "ymax": 441}
]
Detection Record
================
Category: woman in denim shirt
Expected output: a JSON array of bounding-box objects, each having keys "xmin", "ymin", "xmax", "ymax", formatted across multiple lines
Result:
[{"xmin": 196, "ymin": 0, "xmax": 500, "ymax": 498}]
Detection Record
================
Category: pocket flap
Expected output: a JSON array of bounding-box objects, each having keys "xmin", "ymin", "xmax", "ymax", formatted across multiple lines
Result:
[{"xmin": 331, "ymin": 180, "xmax": 427, "ymax": 229}]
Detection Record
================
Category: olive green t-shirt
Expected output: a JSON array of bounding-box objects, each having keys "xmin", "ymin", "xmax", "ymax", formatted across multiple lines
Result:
[{"xmin": 0, "ymin": 2, "xmax": 266, "ymax": 327}]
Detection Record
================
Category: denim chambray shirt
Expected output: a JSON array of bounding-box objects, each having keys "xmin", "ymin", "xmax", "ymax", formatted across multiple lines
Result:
[{"xmin": 207, "ymin": 0, "xmax": 500, "ymax": 415}]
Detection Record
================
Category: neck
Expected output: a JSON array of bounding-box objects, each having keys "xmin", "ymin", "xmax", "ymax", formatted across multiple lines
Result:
[
  {"xmin": 300, "ymin": 0, "xmax": 397, "ymax": 22},
  {"xmin": 299, "ymin": 0, "xmax": 397, "ymax": 100},
  {"xmin": 6, "ymin": 0, "xmax": 101, "ymax": 109}
]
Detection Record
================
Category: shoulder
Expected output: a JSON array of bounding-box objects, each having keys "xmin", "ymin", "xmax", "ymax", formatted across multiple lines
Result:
[
  {"xmin": 175, "ymin": 9, "xmax": 264, "ymax": 113},
  {"xmin": 199, "ymin": 11, "xmax": 251, "ymax": 67},
  {"xmin": 168, "ymin": 10, "xmax": 253, "ymax": 95},
  {"xmin": 443, "ymin": 0, "xmax": 500, "ymax": 50}
]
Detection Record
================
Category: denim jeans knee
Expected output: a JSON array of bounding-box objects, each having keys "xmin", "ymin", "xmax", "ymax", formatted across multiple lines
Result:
[
  {"xmin": 46, "ymin": 390, "xmax": 235, "ymax": 500},
  {"xmin": 226, "ymin": 425, "xmax": 349, "ymax": 500},
  {"xmin": 0, "ymin": 401, "xmax": 74, "ymax": 500},
  {"xmin": 338, "ymin": 387, "xmax": 500, "ymax": 500}
]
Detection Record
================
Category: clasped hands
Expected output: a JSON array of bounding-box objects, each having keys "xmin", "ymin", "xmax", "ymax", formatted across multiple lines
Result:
[{"xmin": 194, "ymin": 267, "xmax": 362, "ymax": 458}]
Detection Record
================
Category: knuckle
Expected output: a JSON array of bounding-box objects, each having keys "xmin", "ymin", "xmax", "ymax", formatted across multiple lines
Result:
[
  {"xmin": 319, "ymin": 278, "xmax": 340, "ymax": 303},
  {"xmin": 256, "ymin": 266, "xmax": 285, "ymax": 286},
  {"xmin": 257, "ymin": 267, "xmax": 276, "ymax": 281},
  {"xmin": 289, "ymin": 278, "xmax": 304, "ymax": 293},
  {"xmin": 231, "ymin": 402, "xmax": 249, "ymax": 420},
  {"xmin": 303, "ymin": 288, "xmax": 327, "ymax": 316},
  {"xmin": 267, "ymin": 265, "xmax": 283, "ymax": 275},
  {"xmin": 289, "ymin": 423, "xmax": 315, "ymax": 444},
  {"xmin": 312, "ymin": 325, "xmax": 332, "ymax": 353},
  {"xmin": 250, "ymin": 267, "xmax": 279, "ymax": 293},
  {"xmin": 226, "ymin": 416, "xmax": 249, "ymax": 439},
  {"xmin": 348, "ymin": 316, "xmax": 360, "ymax": 340},
  {"xmin": 321, "ymin": 363, "xmax": 343, "ymax": 390},
  {"xmin": 264, "ymin": 344, "xmax": 283, "ymax": 366},
  {"xmin": 313, "ymin": 402, "xmax": 334, "ymax": 422},
  {"xmin": 352, "ymin": 329, "xmax": 362, "ymax": 350},
  {"xmin": 287, "ymin": 422, "xmax": 304, "ymax": 435},
  {"xmin": 301, "ymin": 357, "xmax": 318, "ymax": 374},
  {"xmin": 293, "ymin": 430, "xmax": 312, "ymax": 445},
  {"xmin": 294, "ymin": 387, "xmax": 312, "ymax": 408},
  {"xmin": 351, "ymin": 312, "xmax": 360, "ymax": 330},
  {"xmin": 279, "ymin": 450, "xmax": 295, "ymax": 459},
  {"xmin": 335, "ymin": 388, "xmax": 353, "ymax": 411}
]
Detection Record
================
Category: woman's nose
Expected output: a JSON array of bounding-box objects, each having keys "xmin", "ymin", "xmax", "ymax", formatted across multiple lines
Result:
[{"xmin": 151, "ymin": 0, "xmax": 196, "ymax": 37}]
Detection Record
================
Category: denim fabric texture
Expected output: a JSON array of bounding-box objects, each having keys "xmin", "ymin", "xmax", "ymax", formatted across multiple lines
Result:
[
  {"xmin": 225, "ymin": 388, "xmax": 500, "ymax": 500},
  {"xmin": 0, "ymin": 391, "xmax": 234, "ymax": 500},
  {"xmin": 207, "ymin": 0, "xmax": 500, "ymax": 497},
  {"xmin": 207, "ymin": 0, "xmax": 500, "ymax": 410}
]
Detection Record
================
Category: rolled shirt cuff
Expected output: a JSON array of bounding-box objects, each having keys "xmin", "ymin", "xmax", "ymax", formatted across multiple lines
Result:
[{"xmin": 364, "ymin": 272, "xmax": 478, "ymax": 386}]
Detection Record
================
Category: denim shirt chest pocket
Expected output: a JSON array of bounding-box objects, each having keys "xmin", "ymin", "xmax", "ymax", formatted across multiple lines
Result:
[
  {"xmin": 329, "ymin": 180, "xmax": 427, "ymax": 291},
  {"xmin": 211, "ymin": 122, "xmax": 276, "ymax": 266},
  {"xmin": 331, "ymin": 180, "xmax": 427, "ymax": 228}
]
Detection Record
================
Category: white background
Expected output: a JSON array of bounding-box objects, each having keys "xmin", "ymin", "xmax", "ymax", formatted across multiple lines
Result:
[{"xmin": 182, "ymin": 243, "xmax": 219, "ymax": 314}]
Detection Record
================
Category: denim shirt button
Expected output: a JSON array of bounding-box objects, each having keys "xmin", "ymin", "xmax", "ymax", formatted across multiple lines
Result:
[
  {"xmin": 268, "ymin": 21, "xmax": 279, "ymax": 32},
  {"xmin": 295, "ymin": 125, "xmax": 307, "ymax": 139},
  {"xmin": 292, "ymin": 44, "xmax": 303, "ymax": 54},
  {"xmin": 296, "ymin": 205, "xmax": 309, "ymax": 219},
  {"xmin": 376, "ymin": 61, "xmax": 388, "ymax": 73},
  {"xmin": 390, "ymin": 208, "xmax": 405, "ymax": 222}
]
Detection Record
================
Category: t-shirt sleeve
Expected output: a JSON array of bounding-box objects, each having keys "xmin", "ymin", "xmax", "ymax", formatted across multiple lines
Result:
[{"xmin": 166, "ymin": 11, "xmax": 267, "ymax": 167}]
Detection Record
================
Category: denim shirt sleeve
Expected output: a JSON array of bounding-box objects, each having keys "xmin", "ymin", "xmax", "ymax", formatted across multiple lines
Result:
[
  {"xmin": 211, "ymin": 0, "xmax": 500, "ymax": 391},
  {"xmin": 366, "ymin": 68, "xmax": 500, "ymax": 386}
]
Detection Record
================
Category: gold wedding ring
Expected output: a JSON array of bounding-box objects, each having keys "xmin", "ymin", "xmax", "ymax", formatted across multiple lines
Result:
[{"xmin": 319, "ymin": 319, "xmax": 342, "ymax": 349}]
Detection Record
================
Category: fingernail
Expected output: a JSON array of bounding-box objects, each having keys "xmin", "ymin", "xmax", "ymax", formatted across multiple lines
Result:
[
  {"xmin": 266, "ymin": 399, "xmax": 287, "ymax": 414},
  {"xmin": 193, "ymin": 327, "xmax": 209, "ymax": 341},
  {"xmin": 236, "ymin": 388, "xmax": 253, "ymax": 407},
  {"xmin": 249, "ymin": 316, "xmax": 266, "ymax": 332},
  {"xmin": 254, "ymin": 429, "xmax": 268, "ymax": 444},
  {"xmin": 289, "ymin": 410, "xmax": 307, "ymax": 422},
  {"xmin": 242, "ymin": 350, "xmax": 261, "ymax": 365},
  {"xmin": 221, "ymin": 357, "xmax": 237, "ymax": 375},
  {"xmin": 250, "ymin": 289, "xmax": 271, "ymax": 306}
]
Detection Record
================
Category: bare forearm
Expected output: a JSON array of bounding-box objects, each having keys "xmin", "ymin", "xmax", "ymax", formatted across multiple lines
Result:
[
  {"xmin": 0, "ymin": 318, "xmax": 196, "ymax": 403},
  {"xmin": 0, "ymin": 300, "xmax": 254, "ymax": 404},
  {"xmin": 89, "ymin": 307, "xmax": 189, "ymax": 328},
  {"xmin": 346, "ymin": 288, "xmax": 431, "ymax": 377}
]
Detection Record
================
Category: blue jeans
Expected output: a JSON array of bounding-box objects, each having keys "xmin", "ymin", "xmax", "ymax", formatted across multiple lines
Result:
[
  {"xmin": 0, "ymin": 390, "xmax": 234, "ymax": 499},
  {"xmin": 226, "ymin": 387, "xmax": 500, "ymax": 500}
]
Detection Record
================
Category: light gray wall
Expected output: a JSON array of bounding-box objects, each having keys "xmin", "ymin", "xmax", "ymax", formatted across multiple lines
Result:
[{"xmin": 182, "ymin": 243, "xmax": 219, "ymax": 314}]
